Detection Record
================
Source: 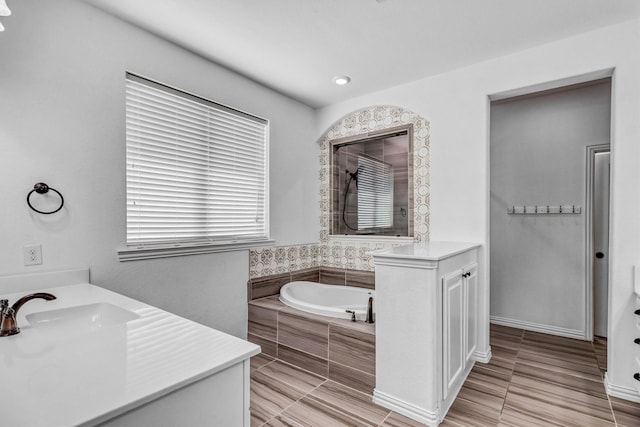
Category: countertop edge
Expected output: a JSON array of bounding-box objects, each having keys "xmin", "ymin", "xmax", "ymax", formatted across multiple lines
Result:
[
  {"xmin": 85, "ymin": 345, "xmax": 260, "ymax": 426},
  {"xmin": 371, "ymin": 241, "xmax": 481, "ymax": 262}
]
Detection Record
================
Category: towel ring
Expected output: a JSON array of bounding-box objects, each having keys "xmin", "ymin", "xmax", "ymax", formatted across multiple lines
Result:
[{"xmin": 26, "ymin": 182, "xmax": 64, "ymax": 214}]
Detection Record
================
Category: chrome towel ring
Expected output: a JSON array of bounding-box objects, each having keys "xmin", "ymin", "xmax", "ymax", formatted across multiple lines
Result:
[{"xmin": 26, "ymin": 182, "xmax": 64, "ymax": 214}]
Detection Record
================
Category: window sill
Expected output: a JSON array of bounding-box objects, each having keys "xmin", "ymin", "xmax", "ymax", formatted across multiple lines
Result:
[{"xmin": 118, "ymin": 239, "xmax": 275, "ymax": 262}]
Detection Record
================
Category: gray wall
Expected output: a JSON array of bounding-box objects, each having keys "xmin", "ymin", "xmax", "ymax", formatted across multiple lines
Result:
[
  {"xmin": 0, "ymin": 0, "xmax": 319, "ymax": 338},
  {"xmin": 490, "ymin": 80, "xmax": 611, "ymax": 336}
]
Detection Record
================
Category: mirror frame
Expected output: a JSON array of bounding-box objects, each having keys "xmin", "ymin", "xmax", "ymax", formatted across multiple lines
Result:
[{"xmin": 329, "ymin": 124, "xmax": 414, "ymax": 237}]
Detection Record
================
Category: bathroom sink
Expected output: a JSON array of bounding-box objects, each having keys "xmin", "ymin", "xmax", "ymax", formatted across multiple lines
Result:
[{"xmin": 26, "ymin": 303, "xmax": 140, "ymax": 332}]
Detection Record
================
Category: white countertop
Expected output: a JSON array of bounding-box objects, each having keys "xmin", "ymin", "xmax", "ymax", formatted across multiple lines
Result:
[
  {"xmin": 1, "ymin": 283, "xmax": 260, "ymax": 427},
  {"xmin": 371, "ymin": 241, "xmax": 480, "ymax": 261}
]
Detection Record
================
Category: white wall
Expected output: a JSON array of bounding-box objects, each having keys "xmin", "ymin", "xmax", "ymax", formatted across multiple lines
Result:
[
  {"xmin": 0, "ymin": 0, "xmax": 319, "ymax": 337},
  {"xmin": 490, "ymin": 80, "xmax": 611, "ymax": 337},
  {"xmin": 317, "ymin": 19, "xmax": 640, "ymax": 398}
]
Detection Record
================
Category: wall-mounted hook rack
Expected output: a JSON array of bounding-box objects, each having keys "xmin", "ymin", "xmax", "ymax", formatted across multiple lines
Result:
[{"xmin": 507, "ymin": 204, "xmax": 581, "ymax": 215}]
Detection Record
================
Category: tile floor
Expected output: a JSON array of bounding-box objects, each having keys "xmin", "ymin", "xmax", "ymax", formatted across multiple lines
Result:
[{"xmin": 250, "ymin": 324, "xmax": 640, "ymax": 426}]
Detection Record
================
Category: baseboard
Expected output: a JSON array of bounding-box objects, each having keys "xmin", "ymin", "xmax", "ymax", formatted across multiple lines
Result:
[
  {"xmin": 490, "ymin": 315, "xmax": 585, "ymax": 340},
  {"xmin": 373, "ymin": 389, "xmax": 439, "ymax": 427},
  {"xmin": 474, "ymin": 346, "xmax": 492, "ymax": 363},
  {"xmin": 605, "ymin": 372, "xmax": 640, "ymax": 403}
]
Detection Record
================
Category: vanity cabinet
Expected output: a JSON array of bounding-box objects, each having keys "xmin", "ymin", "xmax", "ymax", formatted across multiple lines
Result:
[
  {"xmin": 0, "ymin": 270, "xmax": 260, "ymax": 427},
  {"xmin": 372, "ymin": 242, "xmax": 484, "ymax": 427}
]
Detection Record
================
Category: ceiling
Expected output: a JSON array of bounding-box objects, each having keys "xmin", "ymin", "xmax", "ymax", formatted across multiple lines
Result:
[{"xmin": 85, "ymin": 0, "xmax": 640, "ymax": 108}]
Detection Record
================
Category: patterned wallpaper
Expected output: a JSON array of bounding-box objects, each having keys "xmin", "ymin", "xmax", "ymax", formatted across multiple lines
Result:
[{"xmin": 250, "ymin": 105, "xmax": 430, "ymax": 279}]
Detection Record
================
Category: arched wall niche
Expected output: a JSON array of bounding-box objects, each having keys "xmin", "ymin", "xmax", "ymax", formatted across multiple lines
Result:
[
  {"xmin": 248, "ymin": 105, "xmax": 430, "ymax": 279},
  {"xmin": 318, "ymin": 105, "xmax": 431, "ymax": 271}
]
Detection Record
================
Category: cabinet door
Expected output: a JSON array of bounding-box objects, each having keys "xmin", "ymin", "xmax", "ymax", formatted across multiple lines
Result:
[
  {"xmin": 442, "ymin": 270, "xmax": 464, "ymax": 400},
  {"xmin": 464, "ymin": 264, "xmax": 478, "ymax": 364}
]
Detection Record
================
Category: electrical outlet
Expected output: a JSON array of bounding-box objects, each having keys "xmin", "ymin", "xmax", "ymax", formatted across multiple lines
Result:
[{"xmin": 23, "ymin": 244, "xmax": 42, "ymax": 266}]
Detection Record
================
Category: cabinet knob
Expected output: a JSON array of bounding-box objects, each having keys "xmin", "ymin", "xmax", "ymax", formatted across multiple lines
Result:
[
  {"xmin": 635, "ymin": 309, "xmax": 640, "ymax": 316},
  {"xmin": 635, "ymin": 373, "xmax": 640, "ymax": 382},
  {"xmin": 635, "ymin": 338, "xmax": 640, "ymax": 345},
  {"xmin": 595, "ymin": 252, "xmax": 605, "ymax": 259}
]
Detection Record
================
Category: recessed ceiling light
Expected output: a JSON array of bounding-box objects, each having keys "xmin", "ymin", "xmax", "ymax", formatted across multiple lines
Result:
[{"xmin": 333, "ymin": 75, "xmax": 351, "ymax": 86}]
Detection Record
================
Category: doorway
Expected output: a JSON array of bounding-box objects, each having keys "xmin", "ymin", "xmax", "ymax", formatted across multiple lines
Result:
[
  {"xmin": 489, "ymin": 78, "xmax": 612, "ymax": 340},
  {"xmin": 587, "ymin": 145, "xmax": 610, "ymax": 339}
]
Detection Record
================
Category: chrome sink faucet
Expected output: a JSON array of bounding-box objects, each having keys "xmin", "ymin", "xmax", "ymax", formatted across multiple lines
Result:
[{"xmin": 0, "ymin": 293, "xmax": 56, "ymax": 337}]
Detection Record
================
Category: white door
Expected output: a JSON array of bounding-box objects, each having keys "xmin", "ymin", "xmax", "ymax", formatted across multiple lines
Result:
[{"xmin": 593, "ymin": 151, "xmax": 610, "ymax": 337}]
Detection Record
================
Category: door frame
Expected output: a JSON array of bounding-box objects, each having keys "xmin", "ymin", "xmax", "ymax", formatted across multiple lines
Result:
[{"xmin": 585, "ymin": 143, "xmax": 610, "ymax": 340}]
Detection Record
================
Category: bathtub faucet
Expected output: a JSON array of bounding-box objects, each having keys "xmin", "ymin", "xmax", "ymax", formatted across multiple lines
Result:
[
  {"xmin": 365, "ymin": 296, "xmax": 374, "ymax": 324},
  {"xmin": 345, "ymin": 310, "xmax": 356, "ymax": 322},
  {"xmin": 0, "ymin": 293, "xmax": 57, "ymax": 337}
]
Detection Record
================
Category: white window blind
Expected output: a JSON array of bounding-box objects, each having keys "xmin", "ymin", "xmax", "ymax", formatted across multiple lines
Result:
[
  {"xmin": 357, "ymin": 154, "xmax": 393, "ymax": 230},
  {"xmin": 125, "ymin": 73, "xmax": 269, "ymax": 248}
]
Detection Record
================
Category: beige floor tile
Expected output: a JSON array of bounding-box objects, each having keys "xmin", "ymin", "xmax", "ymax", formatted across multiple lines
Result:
[
  {"xmin": 251, "ymin": 353, "xmax": 275, "ymax": 371},
  {"xmin": 593, "ymin": 336, "xmax": 607, "ymax": 373},
  {"xmin": 503, "ymin": 380, "xmax": 614, "ymax": 426},
  {"xmin": 610, "ymin": 395, "xmax": 640, "ymax": 427},
  {"xmin": 490, "ymin": 323, "xmax": 524, "ymax": 337},
  {"xmin": 511, "ymin": 360, "xmax": 607, "ymax": 398},
  {"xmin": 516, "ymin": 347, "xmax": 602, "ymax": 381},
  {"xmin": 260, "ymin": 414, "xmax": 306, "ymax": 427},
  {"xmin": 498, "ymin": 406, "xmax": 572, "ymax": 426},
  {"xmin": 438, "ymin": 419, "xmax": 468, "ymax": 427},
  {"xmin": 489, "ymin": 324, "xmax": 524, "ymax": 351},
  {"xmin": 282, "ymin": 396, "xmax": 374, "ymax": 427},
  {"xmin": 308, "ymin": 380, "xmax": 390, "ymax": 425},
  {"xmin": 250, "ymin": 369, "xmax": 306, "ymax": 425},
  {"xmin": 520, "ymin": 332, "xmax": 597, "ymax": 365},
  {"xmin": 257, "ymin": 360, "xmax": 326, "ymax": 394},
  {"xmin": 380, "ymin": 411, "xmax": 428, "ymax": 427},
  {"xmin": 478, "ymin": 348, "xmax": 517, "ymax": 381},
  {"xmin": 466, "ymin": 364, "xmax": 511, "ymax": 398},
  {"xmin": 457, "ymin": 383, "xmax": 505, "ymax": 413},
  {"xmin": 443, "ymin": 396, "xmax": 500, "ymax": 427},
  {"xmin": 249, "ymin": 324, "xmax": 618, "ymax": 427}
]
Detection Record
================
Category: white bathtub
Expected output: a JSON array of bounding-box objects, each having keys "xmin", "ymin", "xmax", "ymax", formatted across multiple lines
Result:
[{"xmin": 279, "ymin": 281, "xmax": 375, "ymax": 321}]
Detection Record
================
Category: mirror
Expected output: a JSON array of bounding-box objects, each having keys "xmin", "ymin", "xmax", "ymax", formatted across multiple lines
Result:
[{"xmin": 330, "ymin": 124, "xmax": 413, "ymax": 236}]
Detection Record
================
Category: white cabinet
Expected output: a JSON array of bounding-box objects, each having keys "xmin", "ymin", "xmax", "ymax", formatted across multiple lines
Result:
[
  {"xmin": 372, "ymin": 242, "xmax": 485, "ymax": 427},
  {"xmin": 442, "ymin": 263, "xmax": 477, "ymax": 401}
]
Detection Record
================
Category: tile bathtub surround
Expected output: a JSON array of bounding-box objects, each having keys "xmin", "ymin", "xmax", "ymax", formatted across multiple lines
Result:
[
  {"xmin": 346, "ymin": 269, "xmax": 376, "ymax": 290},
  {"xmin": 248, "ymin": 296, "xmax": 375, "ymax": 395},
  {"xmin": 319, "ymin": 266, "xmax": 347, "ymax": 286},
  {"xmin": 249, "ymin": 272, "xmax": 292, "ymax": 301},
  {"xmin": 248, "ymin": 266, "xmax": 375, "ymax": 300},
  {"xmin": 250, "ymin": 324, "xmax": 640, "ymax": 427}
]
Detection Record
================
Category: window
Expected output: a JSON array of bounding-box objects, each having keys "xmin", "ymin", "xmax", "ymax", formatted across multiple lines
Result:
[
  {"xmin": 120, "ymin": 73, "xmax": 270, "ymax": 261},
  {"xmin": 357, "ymin": 154, "xmax": 393, "ymax": 230}
]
